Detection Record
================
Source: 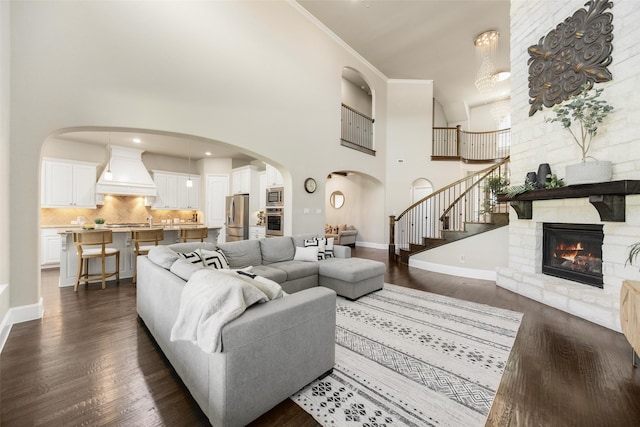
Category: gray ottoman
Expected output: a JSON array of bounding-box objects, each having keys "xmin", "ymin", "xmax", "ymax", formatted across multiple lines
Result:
[{"xmin": 319, "ymin": 257, "xmax": 385, "ymax": 300}]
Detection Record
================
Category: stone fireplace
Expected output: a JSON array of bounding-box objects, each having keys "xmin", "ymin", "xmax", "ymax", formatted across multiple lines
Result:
[
  {"xmin": 500, "ymin": 0, "xmax": 640, "ymax": 332},
  {"xmin": 495, "ymin": 195, "xmax": 640, "ymax": 332}
]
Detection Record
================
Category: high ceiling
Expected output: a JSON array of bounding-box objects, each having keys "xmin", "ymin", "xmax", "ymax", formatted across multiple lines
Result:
[
  {"xmin": 53, "ymin": 1, "xmax": 511, "ymax": 160},
  {"xmin": 297, "ymin": 0, "xmax": 511, "ymax": 122}
]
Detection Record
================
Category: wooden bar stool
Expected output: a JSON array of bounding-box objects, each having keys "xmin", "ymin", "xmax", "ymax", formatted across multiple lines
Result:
[
  {"xmin": 130, "ymin": 228, "xmax": 164, "ymax": 284},
  {"xmin": 73, "ymin": 229, "xmax": 120, "ymax": 291},
  {"xmin": 180, "ymin": 227, "xmax": 208, "ymax": 242}
]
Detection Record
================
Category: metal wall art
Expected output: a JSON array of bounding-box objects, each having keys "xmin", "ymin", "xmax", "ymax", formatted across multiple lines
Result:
[{"xmin": 528, "ymin": 0, "xmax": 614, "ymax": 116}]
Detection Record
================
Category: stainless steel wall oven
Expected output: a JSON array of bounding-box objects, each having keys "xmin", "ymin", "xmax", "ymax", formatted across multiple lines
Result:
[{"xmin": 265, "ymin": 208, "xmax": 284, "ymax": 236}]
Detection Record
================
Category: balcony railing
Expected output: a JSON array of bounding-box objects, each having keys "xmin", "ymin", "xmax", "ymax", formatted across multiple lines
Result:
[
  {"xmin": 341, "ymin": 103, "xmax": 375, "ymax": 156},
  {"xmin": 433, "ymin": 125, "xmax": 510, "ymax": 163}
]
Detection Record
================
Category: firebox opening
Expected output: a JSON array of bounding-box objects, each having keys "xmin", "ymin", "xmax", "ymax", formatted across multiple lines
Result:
[{"xmin": 542, "ymin": 223, "xmax": 604, "ymax": 288}]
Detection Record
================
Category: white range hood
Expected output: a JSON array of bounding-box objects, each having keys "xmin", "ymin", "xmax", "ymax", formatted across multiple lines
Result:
[{"xmin": 96, "ymin": 145, "xmax": 157, "ymax": 196}]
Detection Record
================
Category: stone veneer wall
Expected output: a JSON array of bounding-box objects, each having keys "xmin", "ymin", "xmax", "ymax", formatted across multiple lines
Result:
[
  {"xmin": 497, "ymin": 0, "xmax": 640, "ymax": 331},
  {"xmin": 41, "ymin": 195, "xmax": 201, "ymax": 226}
]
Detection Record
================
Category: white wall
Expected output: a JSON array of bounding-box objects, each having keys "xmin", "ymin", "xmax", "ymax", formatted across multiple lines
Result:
[
  {"xmin": 8, "ymin": 1, "xmax": 394, "ymax": 310},
  {"xmin": 410, "ymin": 227, "xmax": 509, "ymax": 280},
  {"xmin": 325, "ymin": 175, "xmax": 359, "ymax": 226},
  {"xmin": 386, "ymin": 80, "xmax": 463, "ymax": 218},
  {"xmin": 433, "ymin": 99, "xmax": 447, "ymax": 127},
  {"xmin": 43, "ymin": 138, "xmax": 108, "ymax": 165},
  {"xmin": 0, "ymin": 0, "xmax": 11, "ymax": 331},
  {"xmin": 469, "ymin": 99, "xmax": 511, "ymax": 132}
]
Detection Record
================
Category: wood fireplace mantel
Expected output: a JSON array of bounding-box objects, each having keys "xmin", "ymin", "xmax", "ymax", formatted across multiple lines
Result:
[{"xmin": 497, "ymin": 180, "xmax": 640, "ymax": 222}]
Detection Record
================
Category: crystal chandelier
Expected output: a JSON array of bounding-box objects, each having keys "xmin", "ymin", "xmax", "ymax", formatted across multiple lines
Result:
[
  {"xmin": 474, "ymin": 30, "xmax": 499, "ymax": 93},
  {"xmin": 475, "ymin": 57, "xmax": 497, "ymax": 92}
]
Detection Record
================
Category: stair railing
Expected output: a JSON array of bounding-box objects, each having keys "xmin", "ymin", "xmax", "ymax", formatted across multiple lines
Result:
[{"xmin": 389, "ymin": 157, "xmax": 510, "ymax": 258}]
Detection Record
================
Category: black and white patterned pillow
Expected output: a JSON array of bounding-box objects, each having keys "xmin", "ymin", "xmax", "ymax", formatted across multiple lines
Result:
[
  {"xmin": 304, "ymin": 238, "xmax": 325, "ymax": 260},
  {"xmin": 177, "ymin": 250, "xmax": 202, "ymax": 265},
  {"xmin": 198, "ymin": 249, "xmax": 230, "ymax": 270},
  {"xmin": 322, "ymin": 237, "xmax": 335, "ymax": 258}
]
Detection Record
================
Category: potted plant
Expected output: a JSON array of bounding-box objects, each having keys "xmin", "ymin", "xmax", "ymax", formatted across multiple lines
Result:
[
  {"xmin": 627, "ymin": 243, "xmax": 640, "ymax": 267},
  {"xmin": 482, "ymin": 175, "xmax": 509, "ymax": 216},
  {"xmin": 94, "ymin": 217, "xmax": 105, "ymax": 229},
  {"xmin": 545, "ymin": 83, "xmax": 614, "ymax": 185}
]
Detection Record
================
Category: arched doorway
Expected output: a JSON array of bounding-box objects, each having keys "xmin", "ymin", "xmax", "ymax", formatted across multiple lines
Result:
[{"xmin": 412, "ymin": 178, "xmax": 434, "ymax": 238}]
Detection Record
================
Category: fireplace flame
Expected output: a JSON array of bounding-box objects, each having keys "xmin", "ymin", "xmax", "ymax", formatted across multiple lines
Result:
[
  {"xmin": 553, "ymin": 241, "xmax": 599, "ymax": 269},
  {"xmin": 554, "ymin": 242, "xmax": 584, "ymax": 263}
]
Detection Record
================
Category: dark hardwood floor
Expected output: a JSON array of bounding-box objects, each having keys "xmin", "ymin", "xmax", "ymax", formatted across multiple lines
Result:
[{"xmin": 2, "ymin": 248, "xmax": 640, "ymax": 426}]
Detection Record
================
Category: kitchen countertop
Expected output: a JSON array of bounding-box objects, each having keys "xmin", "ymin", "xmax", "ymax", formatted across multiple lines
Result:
[{"xmin": 51, "ymin": 224, "xmax": 220, "ymax": 234}]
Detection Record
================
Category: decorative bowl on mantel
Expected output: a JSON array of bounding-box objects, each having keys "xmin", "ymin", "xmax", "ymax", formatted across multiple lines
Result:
[{"xmin": 565, "ymin": 160, "xmax": 612, "ymax": 186}]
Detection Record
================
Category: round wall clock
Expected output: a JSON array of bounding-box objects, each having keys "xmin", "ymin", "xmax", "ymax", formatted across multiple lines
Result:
[{"xmin": 304, "ymin": 177, "xmax": 317, "ymax": 193}]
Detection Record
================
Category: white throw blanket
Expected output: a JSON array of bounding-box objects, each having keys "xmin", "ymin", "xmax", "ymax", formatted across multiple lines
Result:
[{"xmin": 170, "ymin": 269, "xmax": 268, "ymax": 353}]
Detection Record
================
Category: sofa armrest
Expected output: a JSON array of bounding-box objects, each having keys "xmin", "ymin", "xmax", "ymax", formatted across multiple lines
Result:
[
  {"xmin": 221, "ymin": 287, "xmax": 336, "ymax": 351},
  {"xmin": 212, "ymin": 287, "xmax": 336, "ymax": 426}
]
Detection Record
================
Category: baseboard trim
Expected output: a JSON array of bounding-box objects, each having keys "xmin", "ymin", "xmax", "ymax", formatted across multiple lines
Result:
[
  {"xmin": 409, "ymin": 259, "xmax": 497, "ymax": 281},
  {"xmin": 10, "ymin": 297, "xmax": 44, "ymax": 324},
  {"xmin": 0, "ymin": 321, "xmax": 10, "ymax": 354},
  {"xmin": 0, "ymin": 297, "xmax": 44, "ymax": 354},
  {"xmin": 0, "ymin": 284, "xmax": 9, "ymax": 353},
  {"xmin": 356, "ymin": 241, "xmax": 387, "ymax": 250}
]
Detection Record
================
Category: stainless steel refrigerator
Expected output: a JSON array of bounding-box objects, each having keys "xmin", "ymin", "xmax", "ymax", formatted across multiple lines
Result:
[{"xmin": 225, "ymin": 194, "xmax": 249, "ymax": 241}]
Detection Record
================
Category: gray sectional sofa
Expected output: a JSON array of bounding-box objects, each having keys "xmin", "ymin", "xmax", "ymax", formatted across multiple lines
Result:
[
  {"xmin": 136, "ymin": 235, "xmax": 384, "ymax": 426},
  {"xmin": 217, "ymin": 234, "xmax": 351, "ymax": 294}
]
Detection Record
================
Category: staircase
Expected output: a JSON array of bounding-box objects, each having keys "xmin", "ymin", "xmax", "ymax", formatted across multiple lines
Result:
[{"xmin": 389, "ymin": 157, "xmax": 510, "ymax": 264}]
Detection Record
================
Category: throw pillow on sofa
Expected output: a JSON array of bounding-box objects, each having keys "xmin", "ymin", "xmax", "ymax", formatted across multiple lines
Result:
[
  {"xmin": 311, "ymin": 237, "xmax": 335, "ymax": 258},
  {"xmin": 147, "ymin": 245, "xmax": 180, "ymax": 269},
  {"xmin": 178, "ymin": 251, "xmax": 202, "ymax": 265},
  {"xmin": 294, "ymin": 246, "xmax": 319, "ymax": 262},
  {"xmin": 303, "ymin": 238, "xmax": 325, "ymax": 260},
  {"xmin": 170, "ymin": 258, "xmax": 205, "ymax": 281},
  {"xmin": 198, "ymin": 248, "xmax": 230, "ymax": 270}
]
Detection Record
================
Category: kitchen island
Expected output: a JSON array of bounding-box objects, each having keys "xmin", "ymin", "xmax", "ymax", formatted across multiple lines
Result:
[{"xmin": 56, "ymin": 225, "xmax": 220, "ymax": 287}]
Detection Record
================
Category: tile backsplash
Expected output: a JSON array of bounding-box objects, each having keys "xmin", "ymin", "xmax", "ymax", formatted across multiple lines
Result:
[{"xmin": 41, "ymin": 195, "xmax": 201, "ymax": 226}]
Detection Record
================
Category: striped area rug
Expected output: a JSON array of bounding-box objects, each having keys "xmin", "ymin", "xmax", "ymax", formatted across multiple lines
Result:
[{"xmin": 292, "ymin": 284, "xmax": 523, "ymax": 426}]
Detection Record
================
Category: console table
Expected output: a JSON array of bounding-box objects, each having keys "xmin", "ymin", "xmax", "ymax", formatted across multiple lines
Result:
[{"xmin": 621, "ymin": 280, "xmax": 640, "ymax": 366}]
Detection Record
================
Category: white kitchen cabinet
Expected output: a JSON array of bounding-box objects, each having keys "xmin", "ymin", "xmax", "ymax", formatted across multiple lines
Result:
[
  {"xmin": 187, "ymin": 176, "xmax": 200, "ymax": 210},
  {"xmin": 231, "ymin": 166, "xmax": 255, "ymax": 194},
  {"xmin": 41, "ymin": 228, "xmax": 61, "ymax": 267},
  {"xmin": 265, "ymin": 164, "xmax": 284, "ymax": 187},
  {"xmin": 153, "ymin": 171, "xmax": 200, "ymax": 210},
  {"xmin": 152, "ymin": 172, "xmax": 178, "ymax": 209},
  {"xmin": 41, "ymin": 159, "xmax": 97, "ymax": 208},
  {"xmin": 177, "ymin": 175, "xmax": 200, "ymax": 209},
  {"xmin": 249, "ymin": 226, "xmax": 266, "ymax": 240}
]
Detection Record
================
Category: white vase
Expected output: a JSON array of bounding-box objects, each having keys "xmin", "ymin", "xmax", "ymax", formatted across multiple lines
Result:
[{"xmin": 565, "ymin": 160, "xmax": 612, "ymax": 185}]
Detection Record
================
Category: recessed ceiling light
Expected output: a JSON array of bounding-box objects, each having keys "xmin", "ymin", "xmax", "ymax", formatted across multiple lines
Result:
[
  {"xmin": 132, "ymin": 138, "xmax": 142, "ymax": 143},
  {"xmin": 205, "ymin": 152, "xmax": 212, "ymax": 156}
]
